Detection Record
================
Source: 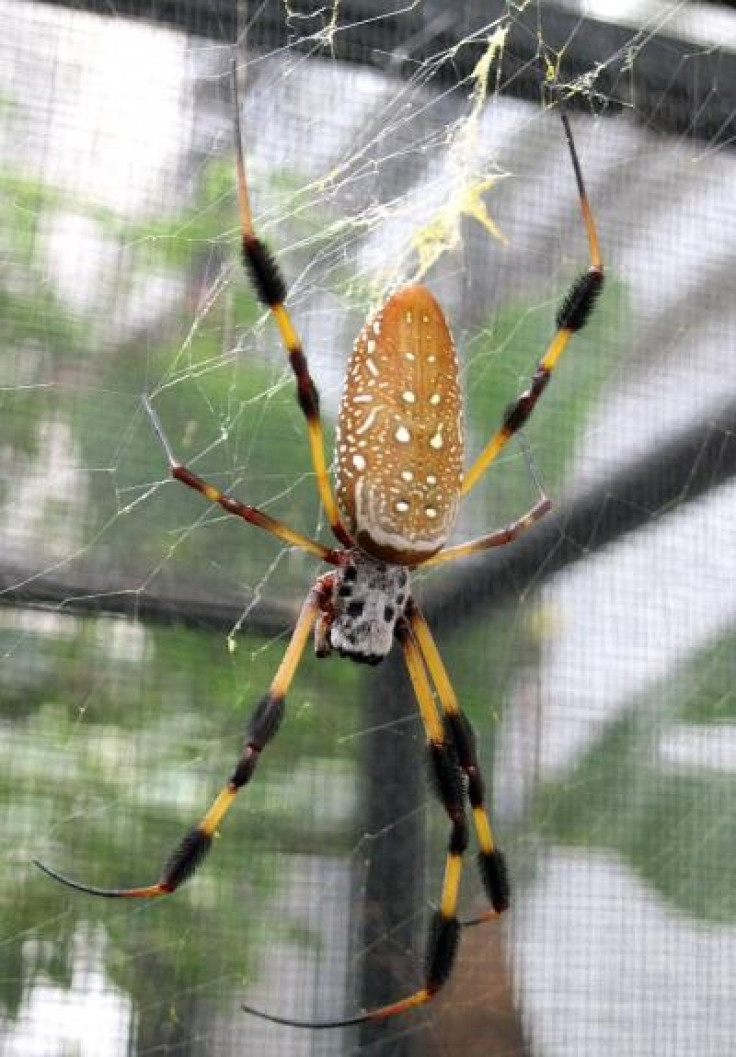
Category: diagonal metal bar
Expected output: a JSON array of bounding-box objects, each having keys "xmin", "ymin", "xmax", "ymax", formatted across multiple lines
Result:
[{"xmin": 0, "ymin": 565, "xmax": 297, "ymax": 638}]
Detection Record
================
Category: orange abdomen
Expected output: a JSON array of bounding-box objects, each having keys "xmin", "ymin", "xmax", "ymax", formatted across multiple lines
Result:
[{"xmin": 335, "ymin": 285, "xmax": 463, "ymax": 564}]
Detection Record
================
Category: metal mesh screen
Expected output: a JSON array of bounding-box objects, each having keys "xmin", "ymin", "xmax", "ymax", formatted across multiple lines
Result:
[{"xmin": 1, "ymin": 2, "xmax": 735, "ymax": 1056}]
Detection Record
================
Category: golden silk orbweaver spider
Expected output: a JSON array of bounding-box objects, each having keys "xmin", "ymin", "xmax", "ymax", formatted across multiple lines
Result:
[{"xmin": 36, "ymin": 66, "xmax": 603, "ymax": 1029}]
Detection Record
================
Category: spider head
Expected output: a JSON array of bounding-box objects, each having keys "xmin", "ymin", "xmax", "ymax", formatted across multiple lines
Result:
[{"xmin": 327, "ymin": 551, "xmax": 410, "ymax": 665}]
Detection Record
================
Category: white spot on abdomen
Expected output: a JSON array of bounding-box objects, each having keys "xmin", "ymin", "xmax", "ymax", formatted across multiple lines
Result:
[{"xmin": 356, "ymin": 408, "xmax": 379, "ymax": 435}]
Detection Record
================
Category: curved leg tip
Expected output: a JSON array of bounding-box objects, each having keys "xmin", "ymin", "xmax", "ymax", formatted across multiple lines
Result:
[
  {"xmin": 241, "ymin": 1001, "xmax": 371, "ymax": 1030},
  {"xmin": 33, "ymin": 858, "xmax": 164, "ymax": 899}
]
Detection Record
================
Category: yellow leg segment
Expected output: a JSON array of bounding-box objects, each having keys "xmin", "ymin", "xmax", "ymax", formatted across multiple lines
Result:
[
  {"xmin": 473, "ymin": 806, "xmax": 495, "ymax": 856},
  {"xmin": 402, "ymin": 629, "xmax": 446, "ymax": 744},
  {"xmin": 270, "ymin": 591, "xmax": 321, "ymax": 697},
  {"xmin": 540, "ymin": 328, "xmax": 573, "ymax": 372},
  {"xmin": 200, "ymin": 787, "xmax": 238, "ymax": 837},
  {"xmin": 441, "ymin": 852, "xmax": 463, "ymax": 918},
  {"xmin": 462, "ymin": 432, "xmax": 508, "ymax": 496}
]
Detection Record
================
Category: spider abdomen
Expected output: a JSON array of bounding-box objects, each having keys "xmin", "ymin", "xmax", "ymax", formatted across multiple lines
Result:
[{"xmin": 335, "ymin": 285, "xmax": 463, "ymax": 565}]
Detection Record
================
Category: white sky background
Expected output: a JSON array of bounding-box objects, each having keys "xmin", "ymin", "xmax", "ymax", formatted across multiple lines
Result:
[
  {"xmin": 1, "ymin": 0, "xmax": 735, "ymax": 1054},
  {"xmin": 582, "ymin": 0, "xmax": 736, "ymax": 50}
]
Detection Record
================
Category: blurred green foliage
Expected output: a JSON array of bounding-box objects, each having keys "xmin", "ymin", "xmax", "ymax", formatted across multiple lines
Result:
[{"xmin": 536, "ymin": 625, "xmax": 736, "ymax": 923}]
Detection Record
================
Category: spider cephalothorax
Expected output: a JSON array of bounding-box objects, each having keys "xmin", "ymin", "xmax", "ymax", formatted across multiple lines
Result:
[
  {"xmin": 36, "ymin": 66, "xmax": 604, "ymax": 1033},
  {"xmin": 322, "ymin": 551, "xmax": 410, "ymax": 665}
]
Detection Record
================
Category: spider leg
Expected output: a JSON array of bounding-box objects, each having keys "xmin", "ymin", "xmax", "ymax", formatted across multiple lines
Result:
[
  {"xmin": 231, "ymin": 64, "xmax": 351, "ymax": 549},
  {"xmin": 406, "ymin": 602, "xmax": 509, "ymax": 926},
  {"xmin": 35, "ymin": 581, "xmax": 330, "ymax": 899},
  {"xmin": 144, "ymin": 397, "xmax": 340, "ymax": 565},
  {"xmin": 423, "ymin": 495, "xmax": 552, "ymax": 567},
  {"xmin": 462, "ymin": 98, "xmax": 604, "ymax": 498},
  {"xmin": 242, "ymin": 615, "xmax": 472, "ymax": 1029}
]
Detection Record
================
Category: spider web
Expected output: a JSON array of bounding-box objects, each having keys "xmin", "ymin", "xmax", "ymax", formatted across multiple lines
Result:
[{"xmin": 1, "ymin": 2, "xmax": 735, "ymax": 1055}]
